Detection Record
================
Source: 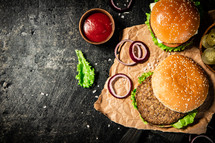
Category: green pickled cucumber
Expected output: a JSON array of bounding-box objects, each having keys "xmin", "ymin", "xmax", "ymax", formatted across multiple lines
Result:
[
  {"xmin": 202, "ymin": 35, "xmax": 213, "ymax": 48},
  {"xmin": 206, "ymin": 28, "xmax": 215, "ymax": 47},
  {"xmin": 202, "ymin": 48, "xmax": 215, "ymax": 65}
]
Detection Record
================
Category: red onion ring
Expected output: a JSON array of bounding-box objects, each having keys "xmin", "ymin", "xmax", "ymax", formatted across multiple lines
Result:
[
  {"xmin": 110, "ymin": 0, "xmax": 133, "ymax": 13},
  {"xmin": 115, "ymin": 39, "xmax": 142, "ymax": 66},
  {"xmin": 129, "ymin": 41, "xmax": 150, "ymax": 63},
  {"xmin": 189, "ymin": 135, "xmax": 192, "ymax": 142},
  {"xmin": 190, "ymin": 135, "xmax": 214, "ymax": 143},
  {"xmin": 107, "ymin": 73, "xmax": 132, "ymax": 99}
]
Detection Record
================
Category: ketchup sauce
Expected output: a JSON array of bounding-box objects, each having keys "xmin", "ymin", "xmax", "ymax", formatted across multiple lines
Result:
[{"xmin": 83, "ymin": 13, "xmax": 112, "ymax": 42}]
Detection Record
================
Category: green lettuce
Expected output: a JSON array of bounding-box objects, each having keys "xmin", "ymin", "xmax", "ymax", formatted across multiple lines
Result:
[
  {"xmin": 75, "ymin": 50, "xmax": 95, "ymax": 88},
  {"xmin": 131, "ymin": 88, "xmax": 148, "ymax": 124},
  {"xmin": 138, "ymin": 71, "xmax": 153, "ymax": 84},
  {"xmin": 172, "ymin": 110, "xmax": 197, "ymax": 129},
  {"xmin": 193, "ymin": 1, "xmax": 200, "ymax": 6},
  {"xmin": 131, "ymin": 89, "xmax": 137, "ymax": 109},
  {"xmin": 131, "ymin": 71, "xmax": 154, "ymax": 124},
  {"xmin": 145, "ymin": 13, "xmax": 192, "ymax": 52},
  {"xmin": 192, "ymin": 0, "xmax": 203, "ymax": 18},
  {"xmin": 140, "ymin": 114, "xmax": 148, "ymax": 125}
]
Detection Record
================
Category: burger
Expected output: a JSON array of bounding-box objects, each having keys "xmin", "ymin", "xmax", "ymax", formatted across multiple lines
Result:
[
  {"xmin": 145, "ymin": 0, "xmax": 200, "ymax": 52},
  {"xmin": 131, "ymin": 55, "xmax": 209, "ymax": 128}
]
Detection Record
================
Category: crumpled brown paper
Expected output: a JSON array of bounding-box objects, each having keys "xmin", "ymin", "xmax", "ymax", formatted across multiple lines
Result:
[{"xmin": 94, "ymin": 23, "xmax": 215, "ymax": 134}]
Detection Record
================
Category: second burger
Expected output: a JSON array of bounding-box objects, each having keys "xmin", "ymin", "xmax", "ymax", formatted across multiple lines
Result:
[{"xmin": 132, "ymin": 55, "xmax": 209, "ymax": 128}]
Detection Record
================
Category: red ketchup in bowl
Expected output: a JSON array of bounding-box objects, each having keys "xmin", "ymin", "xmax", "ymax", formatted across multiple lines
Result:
[{"xmin": 83, "ymin": 13, "xmax": 112, "ymax": 43}]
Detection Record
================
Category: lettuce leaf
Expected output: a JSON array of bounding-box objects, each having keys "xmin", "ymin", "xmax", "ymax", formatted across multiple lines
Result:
[
  {"xmin": 131, "ymin": 71, "xmax": 154, "ymax": 124},
  {"xmin": 140, "ymin": 114, "xmax": 148, "ymax": 125},
  {"xmin": 145, "ymin": 13, "xmax": 192, "ymax": 52},
  {"xmin": 172, "ymin": 110, "xmax": 197, "ymax": 129},
  {"xmin": 191, "ymin": 0, "xmax": 203, "ymax": 18},
  {"xmin": 193, "ymin": 1, "xmax": 200, "ymax": 6},
  {"xmin": 191, "ymin": 0, "xmax": 200, "ymax": 7},
  {"xmin": 138, "ymin": 71, "xmax": 153, "ymax": 84},
  {"xmin": 131, "ymin": 89, "xmax": 137, "ymax": 109},
  {"xmin": 75, "ymin": 50, "xmax": 95, "ymax": 88},
  {"xmin": 130, "ymin": 88, "xmax": 148, "ymax": 124}
]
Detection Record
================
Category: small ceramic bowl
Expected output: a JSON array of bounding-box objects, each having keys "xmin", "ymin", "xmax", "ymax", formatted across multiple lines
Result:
[
  {"xmin": 79, "ymin": 8, "xmax": 115, "ymax": 45},
  {"xmin": 199, "ymin": 23, "xmax": 215, "ymax": 73}
]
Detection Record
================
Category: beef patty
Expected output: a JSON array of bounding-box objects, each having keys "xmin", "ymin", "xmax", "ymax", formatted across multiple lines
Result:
[{"xmin": 136, "ymin": 76, "xmax": 186, "ymax": 125}]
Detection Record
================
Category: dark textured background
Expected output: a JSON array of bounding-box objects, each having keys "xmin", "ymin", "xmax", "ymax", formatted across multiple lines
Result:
[{"xmin": 0, "ymin": 0, "xmax": 215, "ymax": 142}]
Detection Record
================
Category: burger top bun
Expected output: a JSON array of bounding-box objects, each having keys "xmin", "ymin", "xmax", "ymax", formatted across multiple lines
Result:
[
  {"xmin": 152, "ymin": 55, "xmax": 209, "ymax": 113},
  {"xmin": 150, "ymin": 0, "xmax": 200, "ymax": 44}
]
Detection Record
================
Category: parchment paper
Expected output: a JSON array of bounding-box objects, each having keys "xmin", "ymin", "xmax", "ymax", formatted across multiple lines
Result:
[{"xmin": 94, "ymin": 23, "xmax": 215, "ymax": 134}]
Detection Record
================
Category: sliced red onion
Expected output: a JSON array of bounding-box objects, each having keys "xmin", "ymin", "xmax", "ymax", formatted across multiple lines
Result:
[
  {"xmin": 107, "ymin": 73, "xmax": 132, "ymax": 99},
  {"xmin": 115, "ymin": 39, "xmax": 142, "ymax": 66},
  {"xmin": 189, "ymin": 135, "xmax": 192, "ymax": 142},
  {"xmin": 129, "ymin": 41, "xmax": 150, "ymax": 63},
  {"xmin": 110, "ymin": 0, "xmax": 133, "ymax": 13},
  {"xmin": 191, "ymin": 135, "xmax": 214, "ymax": 143}
]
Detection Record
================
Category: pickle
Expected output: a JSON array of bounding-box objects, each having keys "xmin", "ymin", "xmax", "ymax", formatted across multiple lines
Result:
[
  {"xmin": 206, "ymin": 28, "xmax": 215, "ymax": 47},
  {"xmin": 202, "ymin": 48, "xmax": 215, "ymax": 65},
  {"xmin": 202, "ymin": 35, "xmax": 213, "ymax": 48}
]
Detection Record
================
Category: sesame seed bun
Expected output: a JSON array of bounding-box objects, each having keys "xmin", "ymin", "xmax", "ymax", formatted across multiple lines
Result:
[
  {"xmin": 152, "ymin": 55, "xmax": 209, "ymax": 113},
  {"xmin": 150, "ymin": 0, "xmax": 200, "ymax": 44}
]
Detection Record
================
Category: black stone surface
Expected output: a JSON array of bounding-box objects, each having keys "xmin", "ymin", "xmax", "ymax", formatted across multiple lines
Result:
[{"xmin": 0, "ymin": 0, "xmax": 215, "ymax": 143}]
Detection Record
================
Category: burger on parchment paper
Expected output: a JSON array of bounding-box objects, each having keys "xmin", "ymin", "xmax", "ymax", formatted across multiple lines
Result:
[
  {"xmin": 131, "ymin": 55, "xmax": 209, "ymax": 129},
  {"xmin": 145, "ymin": 0, "xmax": 200, "ymax": 51}
]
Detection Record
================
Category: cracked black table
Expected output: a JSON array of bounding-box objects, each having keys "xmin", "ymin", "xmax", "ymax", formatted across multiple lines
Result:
[{"xmin": 0, "ymin": 0, "xmax": 215, "ymax": 142}]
